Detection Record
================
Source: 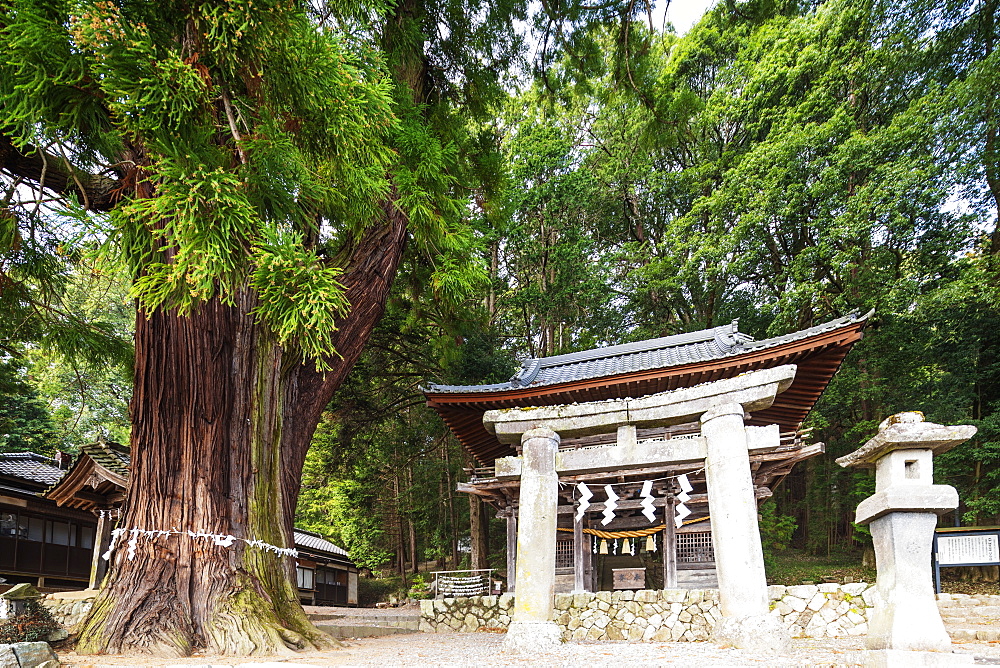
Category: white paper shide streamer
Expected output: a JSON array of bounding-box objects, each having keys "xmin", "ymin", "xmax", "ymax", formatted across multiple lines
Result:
[
  {"xmin": 639, "ymin": 479, "xmax": 657, "ymax": 522},
  {"xmin": 102, "ymin": 527, "xmax": 298, "ymax": 562},
  {"xmin": 674, "ymin": 473, "xmax": 693, "ymax": 528},
  {"xmin": 576, "ymin": 482, "xmax": 592, "ymax": 522},
  {"xmin": 602, "ymin": 485, "xmax": 619, "ymax": 526}
]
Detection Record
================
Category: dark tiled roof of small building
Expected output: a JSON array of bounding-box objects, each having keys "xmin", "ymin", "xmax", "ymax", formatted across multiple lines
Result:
[
  {"xmin": 425, "ymin": 313, "xmax": 867, "ymax": 395},
  {"xmin": 293, "ymin": 530, "xmax": 349, "ymax": 558},
  {"xmin": 0, "ymin": 452, "xmax": 65, "ymax": 487}
]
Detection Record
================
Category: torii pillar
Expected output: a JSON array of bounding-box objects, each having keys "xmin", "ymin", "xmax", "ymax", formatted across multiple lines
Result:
[{"xmin": 485, "ymin": 366, "xmax": 797, "ymax": 653}]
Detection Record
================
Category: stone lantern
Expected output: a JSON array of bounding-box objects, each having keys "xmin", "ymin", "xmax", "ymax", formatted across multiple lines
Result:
[
  {"xmin": 0, "ymin": 583, "xmax": 42, "ymax": 619},
  {"xmin": 837, "ymin": 412, "xmax": 975, "ymax": 666}
]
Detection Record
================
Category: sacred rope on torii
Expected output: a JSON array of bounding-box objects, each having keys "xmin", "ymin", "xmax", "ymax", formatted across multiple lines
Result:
[{"xmin": 556, "ymin": 515, "xmax": 710, "ymax": 540}]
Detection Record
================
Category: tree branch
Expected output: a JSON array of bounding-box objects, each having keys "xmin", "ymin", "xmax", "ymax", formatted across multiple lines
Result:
[{"xmin": 0, "ymin": 135, "xmax": 122, "ymax": 212}]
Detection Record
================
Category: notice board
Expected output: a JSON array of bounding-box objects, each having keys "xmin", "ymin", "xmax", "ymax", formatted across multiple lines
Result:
[{"xmin": 933, "ymin": 527, "xmax": 1000, "ymax": 593}]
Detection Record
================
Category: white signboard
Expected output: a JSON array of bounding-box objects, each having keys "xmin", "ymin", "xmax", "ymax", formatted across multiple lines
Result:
[{"xmin": 937, "ymin": 534, "xmax": 1000, "ymax": 566}]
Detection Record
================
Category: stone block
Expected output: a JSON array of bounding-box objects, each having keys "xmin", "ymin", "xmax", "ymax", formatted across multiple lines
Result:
[
  {"xmin": 787, "ymin": 584, "xmax": 817, "ymax": 598},
  {"xmin": 10, "ymin": 642, "xmax": 59, "ymax": 668},
  {"xmin": 684, "ymin": 590, "xmax": 703, "ymax": 604},
  {"xmin": 499, "ymin": 593, "xmax": 514, "ymax": 610},
  {"xmin": 661, "ymin": 589, "xmax": 686, "ymax": 603},
  {"xmin": 978, "ymin": 629, "xmax": 1000, "ymax": 642},
  {"xmin": 0, "ymin": 645, "xmax": 17, "ymax": 668},
  {"xmin": 628, "ymin": 624, "xmax": 644, "ymax": 640},
  {"xmin": 767, "ymin": 585, "xmax": 787, "ymax": 600},
  {"xmin": 420, "ymin": 600, "xmax": 434, "ymax": 616},
  {"xmin": 949, "ymin": 629, "xmax": 976, "ymax": 642},
  {"xmin": 573, "ymin": 627, "xmax": 587, "ymax": 640},
  {"xmin": 554, "ymin": 593, "xmax": 573, "ymax": 610},
  {"xmin": 786, "ymin": 596, "xmax": 807, "ymax": 612},
  {"xmin": 711, "ymin": 615, "xmax": 792, "ymax": 654},
  {"xmin": 843, "ymin": 582, "xmax": 870, "ymax": 596},
  {"xmin": 856, "ymin": 486, "xmax": 959, "ymax": 525},
  {"xmin": 433, "ymin": 599, "xmax": 448, "ymax": 613},
  {"xmin": 651, "ymin": 627, "xmax": 672, "ymax": 641},
  {"xmin": 635, "ymin": 590, "xmax": 656, "ymax": 603},
  {"xmin": 808, "ymin": 593, "xmax": 827, "ymax": 611},
  {"xmin": 817, "ymin": 583, "xmax": 840, "ymax": 593},
  {"xmin": 595, "ymin": 591, "xmax": 612, "ymax": 604},
  {"xmin": 503, "ymin": 621, "xmax": 562, "ymax": 651},
  {"xmin": 643, "ymin": 624, "xmax": 657, "ymax": 641},
  {"xmin": 819, "ymin": 607, "xmax": 838, "ymax": 623},
  {"xmin": 418, "ymin": 620, "xmax": 434, "ymax": 633},
  {"xmin": 588, "ymin": 626, "xmax": 604, "ymax": 640},
  {"xmin": 573, "ymin": 593, "xmax": 591, "ymax": 609},
  {"xmin": 481, "ymin": 595, "xmax": 497, "ymax": 607},
  {"xmin": 619, "ymin": 590, "xmax": 634, "ymax": 601},
  {"xmin": 648, "ymin": 613, "xmax": 662, "ymax": 627},
  {"xmin": 606, "ymin": 625, "xmax": 625, "ymax": 641}
]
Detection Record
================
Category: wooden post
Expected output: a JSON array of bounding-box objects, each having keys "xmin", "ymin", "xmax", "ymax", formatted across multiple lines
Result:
[
  {"xmin": 582, "ymin": 518, "xmax": 593, "ymax": 592},
  {"xmin": 90, "ymin": 509, "xmax": 113, "ymax": 589},
  {"xmin": 506, "ymin": 504, "xmax": 517, "ymax": 593},
  {"xmin": 664, "ymin": 500, "xmax": 677, "ymax": 589},
  {"xmin": 573, "ymin": 510, "xmax": 584, "ymax": 592}
]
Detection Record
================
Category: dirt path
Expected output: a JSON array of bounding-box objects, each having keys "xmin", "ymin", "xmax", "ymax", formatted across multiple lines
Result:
[{"xmin": 58, "ymin": 632, "xmax": 1000, "ymax": 667}]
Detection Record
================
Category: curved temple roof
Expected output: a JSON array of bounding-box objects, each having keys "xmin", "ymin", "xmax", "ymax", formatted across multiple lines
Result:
[{"xmin": 425, "ymin": 312, "xmax": 871, "ymax": 464}]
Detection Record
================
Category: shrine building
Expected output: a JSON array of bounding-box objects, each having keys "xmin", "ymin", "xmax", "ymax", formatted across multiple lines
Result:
[{"xmin": 424, "ymin": 313, "xmax": 868, "ymax": 596}]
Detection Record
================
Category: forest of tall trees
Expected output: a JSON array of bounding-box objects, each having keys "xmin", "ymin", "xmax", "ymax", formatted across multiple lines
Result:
[{"xmin": 2, "ymin": 0, "xmax": 998, "ymax": 655}]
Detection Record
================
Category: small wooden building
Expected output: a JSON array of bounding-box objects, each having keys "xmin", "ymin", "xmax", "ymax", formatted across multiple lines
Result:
[
  {"xmin": 0, "ymin": 452, "xmax": 95, "ymax": 590},
  {"xmin": 424, "ymin": 313, "xmax": 868, "ymax": 592},
  {"xmin": 2, "ymin": 443, "xmax": 359, "ymax": 605},
  {"xmin": 293, "ymin": 529, "xmax": 359, "ymax": 607}
]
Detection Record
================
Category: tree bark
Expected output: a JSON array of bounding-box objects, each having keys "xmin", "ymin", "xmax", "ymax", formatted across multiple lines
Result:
[
  {"xmin": 469, "ymin": 495, "xmax": 488, "ymax": 571},
  {"xmin": 77, "ymin": 197, "xmax": 409, "ymax": 656},
  {"xmin": 78, "ymin": 292, "xmax": 331, "ymax": 656}
]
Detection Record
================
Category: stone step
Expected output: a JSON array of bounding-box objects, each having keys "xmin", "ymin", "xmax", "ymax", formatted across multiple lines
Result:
[
  {"xmin": 937, "ymin": 595, "xmax": 1000, "ymax": 608},
  {"xmin": 949, "ymin": 627, "xmax": 1000, "ymax": 642},
  {"xmin": 312, "ymin": 623, "xmax": 419, "ymax": 638},
  {"xmin": 940, "ymin": 605, "xmax": 1000, "ymax": 619},
  {"xmin": 308, "ymin": 612, "xmax": 419, "ymax": 623}
]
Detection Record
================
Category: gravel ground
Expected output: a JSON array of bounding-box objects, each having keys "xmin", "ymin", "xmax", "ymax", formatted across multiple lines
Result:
[{"xmin": 57, "ymin": 632, "xmax": 1000, "ymax": 667}]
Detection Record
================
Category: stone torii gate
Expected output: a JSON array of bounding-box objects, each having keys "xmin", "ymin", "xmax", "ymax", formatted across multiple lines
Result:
[{"xmin": 484, "ymin": 365, "xmax": 797, "ymax": 653}]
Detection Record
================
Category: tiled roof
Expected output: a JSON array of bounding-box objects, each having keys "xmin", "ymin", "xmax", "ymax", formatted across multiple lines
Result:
[
  {"xmin": 425, "ymin": 312, "xmax": 869, "ymax": 395},
  {"xmin": 0, "ymin": 452, "xmax": 65, "ymax": 487},
  {"xmin": 81, "ymin": 440, "xmax": 130, "ymax": 477},
  {"xmin": 293, "ymin": 530, "xmax": 349, "ymax": 558}
]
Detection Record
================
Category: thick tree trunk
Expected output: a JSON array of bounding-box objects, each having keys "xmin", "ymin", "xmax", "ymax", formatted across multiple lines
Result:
[
  {"xmin": 78, "ymin": 293, "xmax": 330, "ymax": 656},
  {"xmin": 469, "ymin": 495, "xmax": 488, "ymax": 571},
  {"xmin": 78, "ymin": 200, "xmax": 408, "ymax": 656}
]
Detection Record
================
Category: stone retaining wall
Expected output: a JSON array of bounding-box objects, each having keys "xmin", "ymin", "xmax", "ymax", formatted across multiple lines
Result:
[
  {"xmin": 41, "ymin": 592, "xmax": 95, "ymax": 634},
  {"xmin": 419, "ymin": 583, "xmax": 874, "ymax": 641}
]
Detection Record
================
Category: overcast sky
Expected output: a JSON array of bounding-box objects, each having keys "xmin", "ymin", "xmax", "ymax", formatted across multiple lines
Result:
[{"xmin": 658, "ymin": 0, "xmax": 717, "ymax": 35}]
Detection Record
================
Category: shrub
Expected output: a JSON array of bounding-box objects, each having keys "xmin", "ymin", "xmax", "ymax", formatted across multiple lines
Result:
[
  {"xmin": 357, "ymin": 576, "xmax": 404, "ymax": 606},
  {"xmin": 0, "ymin": 600, "xmax": 61, "ymax": 643}
]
